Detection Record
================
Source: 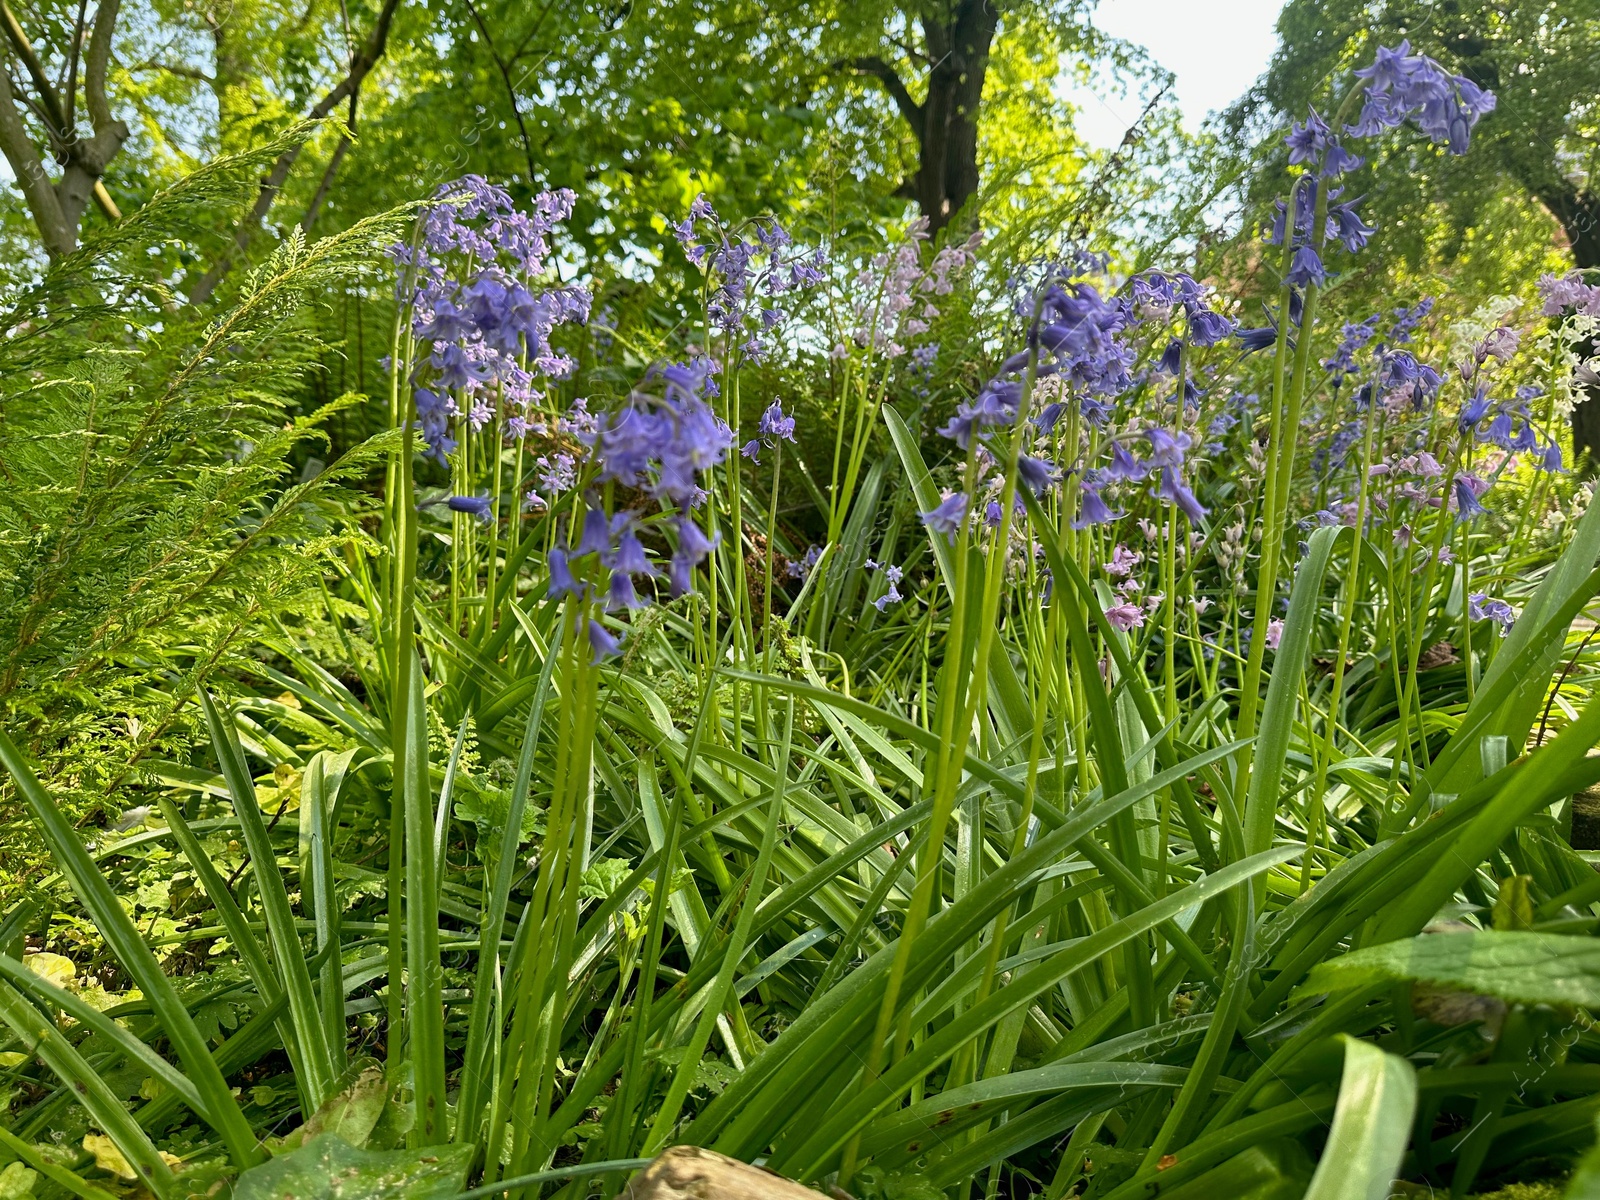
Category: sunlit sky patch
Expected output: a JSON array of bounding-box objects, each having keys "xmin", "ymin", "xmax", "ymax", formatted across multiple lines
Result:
[{"xmin": 1065, "ymin": 0, "xmax": 1286, "ymax": 148}]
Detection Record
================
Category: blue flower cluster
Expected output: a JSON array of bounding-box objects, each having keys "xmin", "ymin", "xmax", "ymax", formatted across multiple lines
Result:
[
  {"xmin": 1271, "ymin": 45, "xmax": 1495, "ymax": 298},
  {"xmin": 396, "ymin": 177, "xmax": 591, "ymax": 463},
  {"xmin": 673, "ymin": 195, "xmax": 827, "ymax": 362}
]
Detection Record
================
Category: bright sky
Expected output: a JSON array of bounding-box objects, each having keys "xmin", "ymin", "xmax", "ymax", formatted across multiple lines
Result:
[{"xmin": 1066, "ymin": 0, "xmax": 1286, "ymax": 148}]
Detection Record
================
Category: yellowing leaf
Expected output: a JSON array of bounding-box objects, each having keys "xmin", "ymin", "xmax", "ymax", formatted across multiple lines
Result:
[
  {"xmin": 23, "ymin": 954, "xmax": 75, "ymax": 992},
  {"xmin": 0, "ymin": 1053, "xmax": 28, "ymax": 1068},
  {"xmin": 82, "ymin": 1134, "xmax": 135, "ymax": 1180}
]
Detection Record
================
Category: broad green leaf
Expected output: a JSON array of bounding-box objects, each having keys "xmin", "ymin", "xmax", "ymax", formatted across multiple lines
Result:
[
  {"xmin": 1302, "ymin": 1038, "xmax": 1416, "ymax": 1200},
  {"xmin": 296, "ymin": 1065, "xmax": 391, "ymax": 1150},
  {"xmin": 1299, "ymin": 931, "xmax": 1600, "ymax": 1007},
  {"xmin": 1565, "ymin": 1113, "xmax": 1600, "ymax": 1198},
  {"xmin": 232, "ymin": 1135, "xmax": 473, "ymax": 1200}
]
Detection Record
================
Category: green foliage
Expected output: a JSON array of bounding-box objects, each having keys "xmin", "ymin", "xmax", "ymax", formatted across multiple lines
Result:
[{"xmin": 0, "ymin": 134, "xmax": 403, "ymax": 858}]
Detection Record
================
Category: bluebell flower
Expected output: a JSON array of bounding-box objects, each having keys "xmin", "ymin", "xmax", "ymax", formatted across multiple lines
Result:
[
  {"xmin": 1017, "ymin": 454, "xmax": 1056, "ymax": 497},
  {"xmin": 758, "ymin": 400, "xmax": 797, "ymax": 442},
  {"xmin": 606, "ymin": 571, "xmax": 647, "ymax": 611},
  {"xmin": 675, "ymin": 516, "xmax": 717, "ymax": 566},
  {"xmin": 1541, "ymin": 441, "xmax": 1566, "ymax": 473},
  {"xmin": 1479, "ymin": 411, "xmax": 1515, "ymax": 450},
  {"xmin": 1033, "ymin": 402, "xmax": 1066, "ymax": 434},
  {"xmin": 1320, "ymin": 141, "xmax": 1365, "ymax": 178},
  {"xmin": 1071, "ymin": 483, "xmax": 1121, "ymax": 529},
  {"xmin": 920, "ymin": 492, "xmax": 970, "ymax": 543},
  {"xmin": 548, "ymin": 548, "xmax": 581, "ymax": 600},
  {"xmin": 606, "ymin": 527, "xmax": 658, "ymax": 578},
  {"xmin": 1285, "ymin": 109, "xmax": 1331, "ymax": 165},
  {"xmin": 1510, "ymin": 421, "xmax": 1540, "ymax": 454},
  {"xmin": 1453, "ymin": 473, "xmax": 1489, "ymax": 520},
  {"xmin": 1187, "ymin": 309, "xmax": 1236, "ymax": 347},
  {"xmin": 1467, "ymin": 592, "xmax": 1515, "ymax": 634},
  {"xmin": 1104, "ymin": 441, "xmax": 1147, "ymax": 481},
  {"xmin": 1143, "ymin": 428, "xmax": 1192, "ymax": 470},
  {"xmin": 1458, "ymin": 386, "xmax": 1492, "ymax": 432},
  {"xmin": 1157, "ymin": 468, "xmax": 1206, "ymax": 522},
  {"xmin": 1286, "ymin": 245, "xmax": 1327, "ymax": 289},
  {"xmin": 574, "ymin": 505, "xmax": 611, "ymax": 556},
  {"xmin": 588, "ymin": 619, "xmax": 623, "ymax": 662},
  {"xmin": 873, "ymin": 583, "xmax": 903, "ymax": 613},
  {"xmin": 1237, "ymin": 324, "xmax": 1279, "ymax": 354},
  {"xmin": 446, "ymin": 494, "xmax": 493, "ymax": 523},
  {"xmin": 1156, "ymin": 340, "xmax": 1182, "ymax": 375},
  {"xmin": 741, "ymin": 440, "xmax": 763, "ymax": 460},
  {"xmin": 1329, "ymin": 202, "xmax": 1375, "ymax": 252}
]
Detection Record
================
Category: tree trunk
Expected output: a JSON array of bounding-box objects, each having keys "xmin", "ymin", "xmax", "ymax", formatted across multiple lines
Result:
[
  {"xmin": 914, "ymin": 0, "xmax": 998, "ymax": 236},
  {"xmin": 1547, "ymin": 188, "xmax": 1600, "ymax": 472}
]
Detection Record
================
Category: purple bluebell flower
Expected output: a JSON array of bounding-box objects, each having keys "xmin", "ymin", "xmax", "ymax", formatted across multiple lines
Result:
[
  {"xmin": 873, "ymin": 583, "xmax": 903, "ymax": 613},
  {"xmin": 1033, "ymin": 402, "xmax": 1067, "ymax": 434},
  {"xmin": 1104, "ymin": 602, "xmax": 1144, "ymax": 632},
  {"xmin": 606, "ymin": 526, "xmax": 658, "ymax": 577},
  {"xmin": 1156, "ymin": 340, "xmax": 1182, "ymax": 375},
  {"xmin": 1329, "ymin": 201, "xmax": 1375, "ymax": 252},
  {"xmin": 1320, "ymin": 142, "xmax": 1365, "ymax": 178},
  {"xmin": 548, "ymin": 548, "xmax": 581, "ymax": 600},
  {"xmin": 1468, "ymin": 592, "xmax": 1515, "ymax": 634},
  {"xmin": 447, "ymin": 494, "xmax": 494, "ymax": 523},
  {"xmin": 1238, "ymin": 324, "xmax": 1279, "ymax": 354},
  {"xmin": 1479, "ymin": 411, "xmax": 1515, "ymax": 450},
  {"xmin": 1017, "ymin": 454, "xmax": 1056, "ymax": 496},
  {"xmin": 1458, "ymin": 386, "xmax": 1492, "ymax": 432},
  {"xmin": 1142, "ymin": 428, "xmax": 1192, "ymax": 470},
  {"xmin": 606, "ymin": 571, "xmax": 646, "ymax": 611},
  {"xmin": 576, "ymin": 505, "xmax": 612, "ymax": 556},
  {"xmin": 1072, "ymin": 483, "xmax": 1121, "ymax": 529},
  {"xmin": 1286, "ymin": 245, "xmax": 1326, "ymax": 289},
  {"xmin": 1453, "ymin": 472, "xmax": 1489, "ymax": 520},
  {"xmin": 588, "ymin": 619, "xmax": 623, "ymax": 662},
  {"xmin": 1104, "ymin": 441, "xmax": 1147, "ymax": 481},
  {"xmin": 1187, "ymin": 308, "xmax": 1236, "ymax": 347},
  {"xmin": 1285, "ymin": 109, "xmax": 1331, "ymax": 165},
  {"xmin": 1157, "ymin": 468, "xmax": 1207, "ymax": 523},
  {"xmin": 920, "ymin": 492, "xmax": 970, "ymax": 543},
  {"xmin": 757, "ymin": 400, "xmax": 797, "ymax": 442},
  {"xmin": 1540, "ymin": 441, "xmax": 1566, "ymax": 472}
]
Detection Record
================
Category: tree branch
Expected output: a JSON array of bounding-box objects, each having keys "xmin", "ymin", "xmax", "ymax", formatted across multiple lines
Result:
[
  {"xmin": 189, "ymin": 0, "xmax": 403, "ymax": 302},
  {"xmin": 0, "ymin": 0, "xmax": 68, "ymax": 148},
  {"xmin": 302, "ymin": 94, "xmax": 356, "ymax": 232},
  {"xmin": 461, "ymin": 0, "xmax": 538, "ymax": 186},
  {"xmin": 839, "ymin": 54, "xmax": 924, "ymax": 140},
  {"xmin": 0, "ymin": 65, "xmax": 71, "ymax": 255}
]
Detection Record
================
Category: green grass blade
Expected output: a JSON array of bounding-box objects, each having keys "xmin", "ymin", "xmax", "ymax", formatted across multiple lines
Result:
[
  {"xmin": 0, "ymin": 952, "xmax": 205, "ymax": 1117},
  {"xmin": 395, "ymin": 650, "xmax": 447, "ymax": 1143},
  {"xmin": 1243, "ymin": 524, "xmax": 1343, "ymax": 859},
  {"xmin": 201, "ymin": 690, "xmax": 337, "ymax": 1110},
  {"xmin": 456, "ymin": 619, "xmax": 562, "ymax": 1144},
  {"xmin": 0, "ymin": 726, "xmax": 264, "ymax": 1169},
  {"xmin": 301, "ymin": 748, "xmax": 358, "ymax": 1079},
  {"xmin": 1302, "ymin": 1037, "xmax": 1417, "ymax": 1200},
  {"xmin": 0, "ymin": 978, "xmax": 178, "ymax": 1197}
]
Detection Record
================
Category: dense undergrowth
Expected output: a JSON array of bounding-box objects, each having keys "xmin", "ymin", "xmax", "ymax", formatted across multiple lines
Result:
[{"xmin": 3, "ymin": 37, "xmax": 1600, "ymax": 1200}]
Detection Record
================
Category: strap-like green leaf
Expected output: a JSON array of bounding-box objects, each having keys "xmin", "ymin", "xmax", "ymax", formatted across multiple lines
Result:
[
  {"xmin": 1300, "ymin": 929, "xmax": 1600, "ymax": 1008},
  {"xmin": 1303, "ymin": 1037, "xmax": 1417, "ymax": 1200}
]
